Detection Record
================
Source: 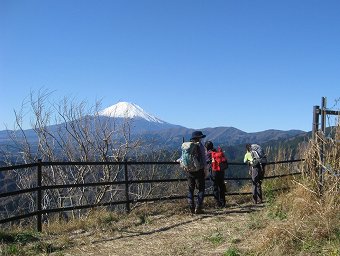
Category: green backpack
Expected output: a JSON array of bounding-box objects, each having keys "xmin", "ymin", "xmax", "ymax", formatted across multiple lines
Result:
[{"xmin": 180, "ymin": 142, "xmax": 202, "ymax": 172}]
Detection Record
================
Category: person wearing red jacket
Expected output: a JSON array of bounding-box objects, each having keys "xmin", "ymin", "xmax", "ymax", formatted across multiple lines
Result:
[{"xmin": 205, "ymin": 141, "xmax": 226, "ymax": 208}]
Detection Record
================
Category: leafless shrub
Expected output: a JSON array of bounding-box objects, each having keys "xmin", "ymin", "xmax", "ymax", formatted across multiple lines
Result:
[{"xmin": 0, "ymin": 90, "xmax": 181, "ymax": 224}]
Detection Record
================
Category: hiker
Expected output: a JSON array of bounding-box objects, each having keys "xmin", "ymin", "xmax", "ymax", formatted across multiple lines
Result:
[
  {"xmin": 244, "ymin": 143, "xmax": 267, "ymax": 204},
  {"xmin": 205, "ymin": 141, "xmax": 226, "ymax": 208},
  {"xmin": 186, "ymin": 131, "xmax": 207, "ymax": 214}
]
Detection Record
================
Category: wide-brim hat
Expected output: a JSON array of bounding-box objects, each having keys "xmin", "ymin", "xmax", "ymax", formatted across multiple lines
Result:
[{"xmin": 191, "ymin": 131, "xmax": 206, "ymax": 140}]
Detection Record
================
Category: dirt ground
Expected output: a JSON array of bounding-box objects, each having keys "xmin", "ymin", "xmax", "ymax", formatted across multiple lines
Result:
[{"xmin": 57, "ymin": 202, "xmax": 265, "ymax": 256}]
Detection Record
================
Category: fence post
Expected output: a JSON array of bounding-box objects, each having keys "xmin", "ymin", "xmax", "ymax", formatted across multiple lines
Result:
[
  {"xmin": 318, "ymin": 97, "xmax": 327, "ymax": 195},
  {"xmin": 124, "ymin": 159, "xmax": 130, "ymax": 212},
  {"xmin": 312, "ymin": 105, "xmax": 320, "ymax": 140},
  {"xmin": 37, "ymin": 159, "xmax": 42, "ymax": 232}
]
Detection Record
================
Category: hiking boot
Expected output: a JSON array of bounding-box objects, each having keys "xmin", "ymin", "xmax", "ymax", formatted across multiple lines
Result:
[
  {"xmin": 195, "ymin": 207, "xmax": 203, "ymax": 214},
  {"xmin": 220, "ymin": 203, "xmax": 226, "ymax": 208},
  {"xmin": 216, "ymin": 202, "xmax": 226, "ymax": 209}
]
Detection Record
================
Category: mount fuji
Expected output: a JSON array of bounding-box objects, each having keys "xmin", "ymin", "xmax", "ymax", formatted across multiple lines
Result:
[
  {"xmin": 98, "ymin": 102, "xmax": 165, "ymax": 124},
  {"xmin": 97, "ymin": 102, "xmax": 183, "ymax": 133}
]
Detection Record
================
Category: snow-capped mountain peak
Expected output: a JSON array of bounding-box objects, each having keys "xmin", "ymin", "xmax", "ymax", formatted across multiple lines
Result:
[{"xmin": 98, "ymin": 102, "xmax": 165, "ymax": 123}]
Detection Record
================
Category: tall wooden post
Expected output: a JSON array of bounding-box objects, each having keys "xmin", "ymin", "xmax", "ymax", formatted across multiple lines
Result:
[
  {"xmin": 312, "ymin": 105, "xmax": 320, "ymax": 140},
  {"xmin": 321, "ymin": 97, "xmax": 327, "ymax": 135},
  {"xmin": 319, "ymin": 97, "xmax": 327, "ymax": 195}
]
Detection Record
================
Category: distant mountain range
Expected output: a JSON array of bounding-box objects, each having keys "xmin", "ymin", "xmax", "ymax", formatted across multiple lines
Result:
[
  {"xmin": 0, "ymin": 102, "xmax": 308, "ymax": 159},
  {"xmin": 99, "ymin": 102, "xmax": 307, "ymax": 148}
]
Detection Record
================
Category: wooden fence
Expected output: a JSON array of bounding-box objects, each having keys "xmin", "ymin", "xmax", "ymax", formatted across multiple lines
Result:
[{"xmin": 0, "ymin": 159, "xmax": 303, "ymax": 232}]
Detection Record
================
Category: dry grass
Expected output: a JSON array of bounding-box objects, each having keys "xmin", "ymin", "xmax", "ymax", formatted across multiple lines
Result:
[
  {"xmin": 54, "ymin": 200, "xmax": 261, "ymax": 256},
  {"xmin": 1, "ymin": 200, "xmax": 265, "ymax": 256},
  {"xmin": 251, "ymin": 126, "xmax": 340, "ymax": 256}
]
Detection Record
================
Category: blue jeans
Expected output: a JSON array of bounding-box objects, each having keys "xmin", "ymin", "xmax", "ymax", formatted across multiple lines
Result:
[{"xmin": 187, "ymin": 169, "xmax": 205, "ymax": 209}]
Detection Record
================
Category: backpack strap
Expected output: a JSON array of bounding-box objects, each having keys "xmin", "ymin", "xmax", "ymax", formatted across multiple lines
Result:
[{"xmin": 251, "ymin": 150, "xmax": 260, "ymax": 159}]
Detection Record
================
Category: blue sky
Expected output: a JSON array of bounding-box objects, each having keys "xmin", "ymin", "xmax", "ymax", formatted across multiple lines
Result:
[{"xmin": 1, "ymin": 0, "xmax": 339, "ymax": 133}]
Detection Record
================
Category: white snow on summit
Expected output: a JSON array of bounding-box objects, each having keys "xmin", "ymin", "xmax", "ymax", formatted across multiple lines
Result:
[{"xmin": 98, "ymin": 102, "xmax": 165, "ymax": 123}]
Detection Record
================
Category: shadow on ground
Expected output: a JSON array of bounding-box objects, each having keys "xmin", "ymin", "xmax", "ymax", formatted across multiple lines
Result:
[{"xmin": 91, "ymin": 202, "xmax": 265, "ymax": 245}]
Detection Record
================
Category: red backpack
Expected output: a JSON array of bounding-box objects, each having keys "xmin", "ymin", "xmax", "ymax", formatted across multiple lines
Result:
[{"xmin": 211, "ymin": 147, "xmax": 228, "ymax": 171}]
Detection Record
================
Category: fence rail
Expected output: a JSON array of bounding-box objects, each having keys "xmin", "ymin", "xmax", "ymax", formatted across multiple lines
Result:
[{"xmin": 0, "ymin": 159, "xmax": 304, "ymax": 232}]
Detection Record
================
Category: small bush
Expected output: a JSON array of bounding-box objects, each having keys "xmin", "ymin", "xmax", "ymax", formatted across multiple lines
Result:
[
  {"xmin": 223, "ymin": 247, "xmax": 240, "ymax": 256},
  {"xmin": 1, "ymin": 244, "xmax": 19, "ymax": 255},
  {"xmin": 247, "ymin": 212, "xmax": 267, "ymax": 230},
  {"xmin": 267, "ymin": 204, "xmax": 287, "ymax": 220},
  {"xmin": 207, "ymin": 231, "xmax": 223, "ymax": 245}
]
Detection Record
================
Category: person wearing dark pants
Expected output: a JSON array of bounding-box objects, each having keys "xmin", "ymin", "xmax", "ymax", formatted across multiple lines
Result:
[
  {"xmin": 244, "ymin": 143, "xmax": 266, "ymax": 204},
  {"xmin": 186, "ymin": 131, "xmax": 207, "ymax": 214},
  {"xmin": 211, "ymin": 170, "xmax": 226, "ymax": 207},
  {"xmin": 205, "ymin": 141, "xmax": 226, "ymax": 208},
  {"xmin": 187, "ymin": 170, "xmax": 205, "ymax": 214},
  {"xmin": 250, "ymin": 164, "xmax": 263, "ymax": 204}
]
